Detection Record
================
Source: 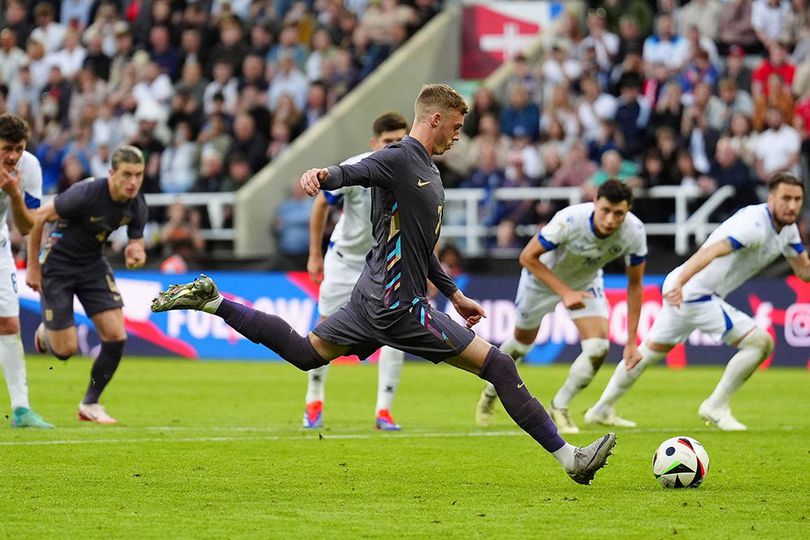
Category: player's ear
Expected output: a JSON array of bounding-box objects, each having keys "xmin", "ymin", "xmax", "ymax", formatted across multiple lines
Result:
[{"xmin": 430, "ymin": 111, "xmax": 441, "ymax": 128}]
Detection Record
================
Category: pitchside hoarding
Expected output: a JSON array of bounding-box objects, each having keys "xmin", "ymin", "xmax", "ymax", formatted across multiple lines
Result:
[{"xmin": 15, "ymin": 270, "xmax": 810, "ymax": 368}]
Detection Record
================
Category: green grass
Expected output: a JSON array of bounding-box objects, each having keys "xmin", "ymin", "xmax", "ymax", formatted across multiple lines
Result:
[{"xmin": 0, "ymin": 356, "xmax": 807, "ymax": 539}]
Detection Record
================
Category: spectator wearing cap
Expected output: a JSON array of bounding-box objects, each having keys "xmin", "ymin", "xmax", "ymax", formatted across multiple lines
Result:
[
  {"xmin": 500, "ymin": 83, "xmax": 540, "ymax": 143},
  {"xmin": 723, "ymin": 44, "xmax": 754, "ymax": 93},
  {"xmin": 0, "ymin": 30, "xmax": 26, "ymax": 87},
  {"xmin": 30, "ymin": 2, "xmax": 67, "ymax": 53},
  {"xmin": 718, "ymin": 0, "xmax": 758, "ymax": 53},
  {"xmin": 752, "ymin": 41, "xmax": 796, "ymax": 97},
  {"xmin": 754, "ymin": 105, "xmax": 800, "ymax": 181},
  {"xmin": 643, "ymin": 13, "xmax": 690, "ymax": 75},
  {"xmin": 752, "ymin": 0, "xmax": 792, "ymax": 49}
]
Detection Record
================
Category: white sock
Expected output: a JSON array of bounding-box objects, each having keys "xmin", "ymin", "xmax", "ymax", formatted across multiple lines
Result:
[
  {"xmin": 552, "ymin": 443, "xmax": 577, "ymax": 470},
  {"xmin": 707, "ymin": 330, "xmax": 772, "ymax": 407},
  {"xmin": 483, "ymin": 336, "xmax": 533, "ymax": 398},
  {"xmin": 201, "ymin": 294, "xmax": 223, "ymax": 314},
  {"xmin": 552, "ymin": 338, "xmax": 608, "ymax": 409},
  {"xmin": 593, "ymin": 343, "xmax": 664, "ymax": 410},
  {"xmin": 375, "ymin": 346, "xmax": 403, "ymax": 412},
  {"xmin": 0, "ymin": 334, "xmax": 29, "ymax": 410},
  {"xmin": 305, "ymin": 364, "xmax": 328, "ymax": 403}
]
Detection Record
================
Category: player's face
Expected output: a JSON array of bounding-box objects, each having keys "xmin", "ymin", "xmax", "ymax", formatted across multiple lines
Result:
[
  {"xmin": 370, "ymin": 128, "xmax": 407, "ymax": 151},
  {"xmin": 768, "ymin": 183, "xmax": 804, "ymax": 226},
  {"xmin": 0, "ymin": 138, "xmax": 25, "ymax": 172},
  {"xmin": 109, "ymin": 161, "xmax": 145, "ymax": 201},
  {"xmin": 433, "ymin": 110, "xmax": 464, "ymax": 155},
  {"xmin": 592, "ymin": 197, "xmax": 629, "ymax": 236}
]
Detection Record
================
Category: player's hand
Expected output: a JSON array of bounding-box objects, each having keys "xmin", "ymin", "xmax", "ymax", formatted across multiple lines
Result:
[
  {"xmin": 451, "ymin": 291, "xmax": 486, "ymax": 328},
  {"xmin": 124, "ymin": 243, "xmax": 146, "ymax": 269},
  {"xmin": 26, "ymin": 265, "xmax": 42, "ymax": 292},
  {"xmin": 0, "ymin": 166, "xmax": 19, "ymax": 194},
  {"xmin": 307, "ymin": 253, "xmax": 324, "ymax": 284},
  {"xmin": 562, "ymin": 290, "xmax": 592, "ymax": 310},
  {"xmin": 663, "ymin": 284, "xmax": 683, "ymax": 306},
  {"xmin": 623, "ymin": 342, "xmax": 643, "ymax": 369},
  {"xmin": 300, "ymin": 168, "xmax": 329, "ymax": 197}
]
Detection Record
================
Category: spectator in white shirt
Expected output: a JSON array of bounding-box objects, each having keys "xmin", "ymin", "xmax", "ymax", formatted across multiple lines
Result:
[{"xmin": 754, "ymin": 105, "xmax": 801, "ymax": 181}]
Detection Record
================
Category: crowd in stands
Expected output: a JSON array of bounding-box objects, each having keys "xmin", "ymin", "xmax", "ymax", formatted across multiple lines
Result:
[
  {"xmin": 437, "ymin": 0, "xmax": 810, "ymax": 250},
  {"xmin": 0, "ymin": 0, "xmax": 442, "ymax": 264}
]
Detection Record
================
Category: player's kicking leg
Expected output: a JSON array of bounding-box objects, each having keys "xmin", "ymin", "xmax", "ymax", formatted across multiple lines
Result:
[{"xmin": 475, "ymin": 327, "xmax": 534, "ymax": 428}]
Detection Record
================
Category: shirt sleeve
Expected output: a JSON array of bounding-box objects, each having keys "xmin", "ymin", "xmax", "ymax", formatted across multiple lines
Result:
[
  {"xmin": 126, "ymin": 196, "xmax": 148, "ymax": 239},
  {"xmin": 782, "ymin": 225, "xmax": 805, "ymax": 258},
  {"xmin": 624, "ymin": 219, "xmax": 648, "ymax": 266},
  {"xmin": 53, "ymin": 180, "xmax": 92, "ymax": 220},
  {"xmin": 20, "ymin": 155, "xmax": 42, "ymax": 209},
  {"xmin": 536, "ymin": 209, "xmax": 570, "ymax": 250},
  {"xmin": 321, "ymin": 146, "xmax": 402, "ymax": 191},
  {"xmin": 428, "ymin": 253, "xmax": 458, "ymax": 299}
]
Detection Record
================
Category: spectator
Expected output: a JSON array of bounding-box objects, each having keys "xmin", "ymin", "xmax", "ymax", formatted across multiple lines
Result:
[
  {"xmin": 714, "ymin": 79, "xmax": 754, "ymax": 130},
  {"xmin": 229, "ymin": 112, "xmax": 269, "ymax": 173},
  {"xmin": 719, "ymin": 1, "xmax": 759, "ymax": 53},
  {"xmin": 148, "ymin": 25, "xmax": 181, "ymax": 81},
  {"xmin": 549, "ymin": 140, "xmax": 598, "ymax": 188},
  {"xmin": 3, "ymin": 1, "xmax": 32, "ymax": 49},
  {"xmin": 465, "ymin": 112, "xmax": 511, "ymax": 173},
  {"xmin": 68, "ymin": 68, "xmax": 107, "ymax": 128},
  {"xmin": 578, "ymin": 73, "xmax": 618, "ymax": 142},
  {"xmin": 160, "ymin": 121, "xmax": 199, "ymax": 194},
  {"xmin": 220, "ymin": 153, "xmax": 253, "ymax": 193},
  {"xmin": 41, "ymin": 66, "xmax": 73, "ymax": 127},
  {"xmin": 273, "ymin": 181, "xmax": 314, "ymax": 256},
  {"xmin": 30, "ymin": 2, "xmax": 67, "ymax": 54},
  {"xmin": 682, "ymin": 86, "xmax": 722, "ymax": 174},
  {"xmin": 203, "ymin": 59, "xmax": 239, "ymax": 115},
  {"xmin": 540, "ymin": 39, "xmax": 581, "ymax": 104},
  {"xmin": 752, "ymin": 73, "xmax": 795, "ymax": 130},
  {"xmin": 462, "ymin": 85, "xmax": 500, "ymax": 139},
  {"xmin": 679, "ymin": 0, "xmax": 722, "ymax": 41},
  {"xmin": 267, "ymin": 120, "xmax": 293, "ymax": 160},
  {"xmin": 208, "ymin": 16, "xmax": 248, "ymax": 76},
  {"xmin": 195, "ymin": 146, "xmax": 227, "ymax": 192},
  {"xmin": 268, "ymin": 24, "xmax": 308, "ymax": 68},
  {"xmin": 82, "ymin": 29, "xmax": 112, "ymax": 81},
  {"xmin": 614, "ymin": 72, "xmax": 650, "ymax": 158},
  {"xmin": 754, "ymin": 105, "xmax": 800, "ymax": 181},
  {"xmin": 25, "ymin": 37, "xmax": 51, "ymax": 91},
  {"xmin": 268, "ymin": 51, "xmax": 309, "ymax": 111},
  {"xmin": 159, "ymin": 203, "xmax": 205, "ymax": 271},
  {"xmin": 752, "ymin": 40, "xmax": 795, "ymax": 98},
  {"xmin": 132, "ymin": 59, "xmax": 174, "ymax": 111},
  {"xmin": 272, "ymin": 93, "xmax": 304, "ymax": 136},
  {"xmin": 642, "ymin": 13, "xmax": 690, "ymax": 75},
  {"xmin": 700, "ymin": 137, "xmax": 760, "ymax": 219},
  {"xmin": 587, "ymin": 149, "xmax": 641, "ymax": 189},
  {"xmin": 302, "ymin": 81, "xmax": 329, "ymax": 130},
  {"xmin": 579, "ymin": 8, "xmax": 619, "ymax": 75},
  {"xmin": 650, "ymin": 80, "xmax": 684, "ymax": 132},
  {"xmin": 108, "ymin": 22, "xmax": 135, "ymax": 90},
  {"xmin": 7, "ymin": 64, "xmax": 40, "ymax": 117},
  {"xmin": 751, "ymin": 0, "xmax": 792, "ymax": 49},
  {"xmin": 500, "ymin": 84, "xmax": 540, "ymax": 142},
  {"xmin": 679, "ymin": 48, "xmax": 720, "ymax": 97},
  {"xmin": 728, "ymin": 112, "xmax": 758, "ymax": 166},
  {"xmin": 0, "ymin": 28, "xmax": 26, "ymax": 85}
]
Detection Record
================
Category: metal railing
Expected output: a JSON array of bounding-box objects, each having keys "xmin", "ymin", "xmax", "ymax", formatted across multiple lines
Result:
[
  {"xmin": 143, "ymin": 192, "xmax": 236, "ymax": 241},
  {"xmin": 442, "ymin": 185, "xmax": 737, "ymax": 255}
]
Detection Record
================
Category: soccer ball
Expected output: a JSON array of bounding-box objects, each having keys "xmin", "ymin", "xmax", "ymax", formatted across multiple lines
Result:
[{"xmin": 652, "ymin": 436, "xmax": 710, "ymax": 488}]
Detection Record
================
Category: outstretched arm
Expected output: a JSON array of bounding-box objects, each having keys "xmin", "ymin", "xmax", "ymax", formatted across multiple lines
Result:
[
  {"xmin": 519, "ymin": 235, "xmax": 592, "ymax": 310},
  {"xmin": 26, "ymin": 201, "xmax": 60, "ymax": 292},
  {"xmin": 300, "ymin": 149, "xmax": 400, "ymax": 195},
  {"xmin": 307, "ymin": 193, "xmax": 330, "ymax": 283},
  {"xmin": 664, "ymin": 239, "xmax": 733, "ymax": 305}
]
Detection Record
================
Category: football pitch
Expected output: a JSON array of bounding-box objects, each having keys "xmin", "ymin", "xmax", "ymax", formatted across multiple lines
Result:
[{"xmin": 0, "ymin": 356, "xmax": 807, "ymax": 539}]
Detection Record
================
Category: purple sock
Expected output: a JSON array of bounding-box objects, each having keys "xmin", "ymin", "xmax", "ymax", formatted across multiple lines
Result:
[
  {"xmin": 479, "ymin": 346, "xmax": 566, "ymax": 453},
  {"xmin": 215, "ymin": 298, "xmax": 328, "ymax": 371}
]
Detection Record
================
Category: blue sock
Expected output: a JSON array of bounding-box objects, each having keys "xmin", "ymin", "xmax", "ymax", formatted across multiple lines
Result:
[
  {"xmin": 215, "ymin": 299, "xmax": 328, "ymax": 371},
  {"xmin": 479, "ymin": 346, "xmax": 566, "ymax": 452}
]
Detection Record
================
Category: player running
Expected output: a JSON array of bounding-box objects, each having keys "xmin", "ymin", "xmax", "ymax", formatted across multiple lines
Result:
[
  {"xmin": 0, "ymin": 113, "xmax": 52, "ymax": 428},
  {"xmin": 475, "ymin": 180, "xmax": 647, "ymax": 433},
  {"xmin": 152, "ymin": 84, "xmax": 616, "ymax": 484},
  {"xmin": 586, "ymin": 172, "xmax": 809, "ymax": 430},
  {"xmin": 27, "ymin": 145, "xmax": 148, "ymax": 425},
  {"xmin": 305, "ymin": 111, "xmax": 408, "ymax": 430}
]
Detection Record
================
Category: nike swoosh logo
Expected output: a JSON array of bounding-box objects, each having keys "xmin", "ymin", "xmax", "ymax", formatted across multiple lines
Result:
[
  {"xmin": 517, "ymin": 382, "xmax": 524, "ymax": 389},
  {"xmin": 90, "ymin": 216, "xmax": 103, "ymax": 222},
  {"xmin": 417, "ymin": 179, "xmax": 431, "ymax": 187}
]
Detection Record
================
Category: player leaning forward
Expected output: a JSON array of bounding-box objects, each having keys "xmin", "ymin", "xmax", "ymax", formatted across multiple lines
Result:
[
  {"xmin": 476, "ymin": 179, "xmax": 647, "ymax": 433},
  {"xmin": 0, "ymin": 113, "xmax": 52, "ymax": 428},
  {"xmin": 27, "ymin": 145, "xmax": 148, "ymax": 424},
  {"xmin": 152, "ymin": 84, "xmax": 617, "ymax": 484},
  {"xmin": 587, "ymin": 172, "xmax": 810, "ymax": 431}
]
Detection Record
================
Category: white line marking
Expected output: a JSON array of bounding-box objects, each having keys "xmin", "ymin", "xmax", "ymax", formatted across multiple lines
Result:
[{"xmin": 0, "ymin": 425, "xmax": 798, "ymax": 447}]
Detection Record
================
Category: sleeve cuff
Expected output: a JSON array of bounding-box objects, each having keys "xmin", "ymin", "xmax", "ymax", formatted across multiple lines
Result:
[
  {"xmin": 629, "ymin": 254, "xmax": 647, "ymax": 266},
  {"xmin": 323, "ymin": 191, "xmax": 343, "ymax": 206},
  {"xmin": 24, "ymin": 192, "xmax": 41, "ymax": 209},
  {"xmin": 538, "ymin": 234, "xmax": 557, "ymax": 251},
  {"xmin": 321, "ymin": 166, "xmax": 344, "ymax": 190},
  {"xmin": 790, "ymin": 242, "xmax": 806, "ymax": 255},
  {"xmin": 728, "ymin": 236, "xmax": 744, "ymax": 250}
]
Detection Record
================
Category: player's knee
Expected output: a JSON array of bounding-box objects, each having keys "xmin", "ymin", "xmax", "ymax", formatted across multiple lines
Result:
[
  {"xmin": 52, "ymin": 344, "xmax": 77, "ymax": 361},
  {"xmin": 740, "ymin": 328, "xmax": 773, "ymax": 359},
  {"xmin": 479, "ymin": 346, "xmax": 520, "ymax": 384},
  {"xmin": 581, "ymin": 338, "xmax": 610, "ymax": 363},
  {"xmin": 287, "ymin": 336, "xmax": 329, "ymax": 372}
]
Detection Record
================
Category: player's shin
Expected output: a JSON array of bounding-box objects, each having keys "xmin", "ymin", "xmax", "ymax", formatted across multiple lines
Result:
[
  {"xmin": 0, "ymin": 334, "xmax": 29, "ymax": 410},
  {"xmin": 215, "ymin": 299, "xmax": 328, "ymax": 371},
  {"xmin": 552, "ymin": 338, "xmax": 608, "ymax": 409},
  {"xmin": 478, "ymin": 346, "xmax": 569, "ymax": 452},
  {"xmin": 595, "ymin": 343, "xmax": 663, "ymax": 408},
  {"xmin": 706, "ymin": 328, "xmax": 773, "ymax": 407},
  {"xmin": 83, "ymin": 339, "xmax": 125, "ymax": 404}
]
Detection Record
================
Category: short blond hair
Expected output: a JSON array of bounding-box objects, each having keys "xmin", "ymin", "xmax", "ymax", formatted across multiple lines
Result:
[{"xmin": 414, "ymin": 84, "xmax": 468, "ymax": 120}]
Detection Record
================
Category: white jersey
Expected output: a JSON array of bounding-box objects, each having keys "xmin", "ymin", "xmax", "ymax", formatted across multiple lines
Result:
[
  {"xmin": 525, "ymin": 202, "xmax": 648, "ymax": 291},
  {"xmin": 673, "ymin": 204, "xmax": 805, "ymax": 301},
  {"xmin": 0, "ymin": 151, "xmax": 42, "ymax": 242},
  {"xmin": 323, "ymin": 151, "xmax": 374, "ymax": 261}
]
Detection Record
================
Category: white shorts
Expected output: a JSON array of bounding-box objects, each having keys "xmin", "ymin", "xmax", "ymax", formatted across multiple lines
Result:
[
  {"xmin": 514, "ymin": 270, "xmax": 609, "ymax": 330},
  {"xmin": 647, "ymin": 297, "xmax": 756, "ymax": 346},
  {"xmin": 0, "ymin": 243, "xmax": 19, "ymax": 317},
  {"xmin": 318, "ymin": 247, "xmax": 365, "ymax": 317}
]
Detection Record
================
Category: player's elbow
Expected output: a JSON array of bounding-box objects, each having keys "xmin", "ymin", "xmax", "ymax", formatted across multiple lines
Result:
[{"xmin": 518, "ymin": 248, "xmax": 536, "ymax": 269}]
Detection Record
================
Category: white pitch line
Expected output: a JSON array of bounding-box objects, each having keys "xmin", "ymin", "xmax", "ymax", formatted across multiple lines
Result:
[{"xmin": 0, "ymin": 425, "xmax": 799, "ymax": 447}]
